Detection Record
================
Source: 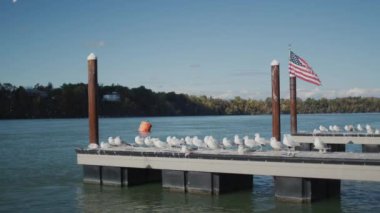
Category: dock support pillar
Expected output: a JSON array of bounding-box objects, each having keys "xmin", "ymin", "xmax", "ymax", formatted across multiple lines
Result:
[
  {"xmin": 162, "ymin": 171, "xmax": 253, "ymax": 194},
  {"xmin": 87, "ymin": 53, "xmax": 99, "ymax": 145},
  {"xmin": 274, "ymin": 177, "xmax": 340, "ymax": 202},
  {"xmin": 122, "ymin": 168, "xmax": 161, "ymax": 186},
  {"xmin": 271, "ymin": 60, "xmax": 281, "ymax": 141},
  {"xmin": 187, "ymin": 172, "xmax": 253, "ymax": 194},
  {"xmin": 83, "ymin": 166, "xmax": 161, "ymax": 186},
  {"xmin": 329, "ymin": 144, "xmax": 346, "ymax": 152},
  {"xmin": 362, "ymin": 145, "xmax": 380, "ymax": 153},
  {"xmin": 83, "ymin": 165, "xmax": 102, "ymax": 184},
  {"xmin": 290, "ymin": 76, "xmax": 297, "ymax": 135},
  {"xmin": 162, "ymin": 170, "xmax": 186, "ymax": 192}
]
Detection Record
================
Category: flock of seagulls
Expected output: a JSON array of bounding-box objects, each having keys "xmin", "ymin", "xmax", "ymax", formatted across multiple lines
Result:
[
  {"xmin": 88, "ymin": 123, "xmax": 380, "ymax": 155},
  {"xmin": 87, "ymin": 133, "xmax": 309, "ymax": 156},
  {"xmin": 313, "ymin": 124, "xmax": 380, "ymax": 135}
]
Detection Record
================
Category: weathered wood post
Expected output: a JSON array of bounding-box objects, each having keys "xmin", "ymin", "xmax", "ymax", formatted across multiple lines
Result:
[
  {"xmin": 271, "ymin": 60, "xmax": 281, "ymax": 141},
  {"xmin": 290, "ymin": 75, "xmax": 297, "ymax": 134},
  {"xmin": 87, "ymin": 53, "xmax": 99, "ymax": 145}
]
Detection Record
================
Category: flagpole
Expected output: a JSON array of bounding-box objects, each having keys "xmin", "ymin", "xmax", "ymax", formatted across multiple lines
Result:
[{"xmin": 289, "ymin": 45, "xmax": 298, "ymax": 135}]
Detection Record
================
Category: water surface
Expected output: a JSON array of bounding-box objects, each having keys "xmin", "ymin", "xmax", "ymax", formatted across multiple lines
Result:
[{"xmin": 1, "ymin": 114, "xmax": 380, "ymax": 212}]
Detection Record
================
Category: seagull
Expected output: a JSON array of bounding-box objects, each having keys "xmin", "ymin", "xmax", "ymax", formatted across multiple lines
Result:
[
  {"xmin": 243, "ymin": 136, "xmax": 258, "ymax": 149},
  {"xmin": 222, "ymin": 137, "xmax": 233, "ymax": 149},
  {"xmin": 344, "ymin": 125, "xmax": 354, "ymax": 132},
  {"xmin": 88, "ymin": 143, "xmax": 98, "ymax": 150},
  {"xmin": 254, "ymin": 133, "xmax": 268, "ymax": 151},
  {"xmin": 100, "ymin": 141, "xmax": 110, "ymax": 149},
  {"xmin": 313, "ymin": 129, "xmax": 321, "ymax": 135},
  {"xmin": 168, "ymin": 136, "xmax": 182, "ymax": 147},
  {"xmin": 135, "ymin": 135, "xmax": 145, "ymax": 146},
  {"xmin": 313, "ymin": 137, "xmax": 329, "ymax": 153},
  {"xmin": 283, "ymin": 134, "xmax": 299, "ymax": 156},
  {"xmin": 192, "ymin": 136, "xmax": 205, "ymax": 148},
  {"xmin": 366, "ymin": 124, "xmax": 374, "ymax": 134},
  {"xmin": 113, "ymin": 136, "xmax": 122, "ymax": 146},
  {"xmin": 270, "ymin": 137, "xmax": 284, "ymax": 151},
  {"xmin": 108, "ymin": 136, "xmax": 114, "ymax": 144},
  {"xmin": 238, "ymin": 144, "xmax": 248, "ymax": 154},
  {"xmin": 152, "ymin": 138, "xmax": 167, "ymax": 149},
  {"xmin": 181, "ymin": 145, "xmax": 190, "ymax": 154},
  {"xmin": 185, "ymin": 136, "xmax": 193, "ymax": 146},
  {"xmin": 357, "ymin": 124, "xmax": 363, "ymax": 131},
  {"xmin": 329, "ymin": 125, "xmax": 334, "ymax": 132},
  {"xmin": 332, "ymin": 125, "xmax": 341, "ymax": 132},
  {"xmin": 234, "ymin": 135, "xmax": 243, "ymax": 145},
  {"xmin": 205, "ymin": 136, "xmax": 220, "ymax": 149},
  {"xmin": 144, "ymin": 136, "xmax": 154, "ymax": 146},
  {"xmin": 319, "ymin": 125, "xmax": 329, "ymax": 132},
  {"xmin": 367, "ymin": 127, "xmax": 374, "ymax": 134}
]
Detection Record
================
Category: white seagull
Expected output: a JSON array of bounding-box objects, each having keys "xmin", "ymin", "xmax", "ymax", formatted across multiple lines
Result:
[
  {"xmin": 108, "ymin": 136, "xmax": 114, "ymax": 144},
  {"xmin": 169, "ymin": 136, "xmax": 183, "ymax": 147},
  {"xmin": 113, "ymin": 136, "xmax": 122, "ymax": 146},
  {"xmin": 270, "ymin": 137, "xmax": 284, "ymax": 151},
  {"xmin": 88, "ymin": 143, "xmax": 98, "ymax": 150},
  {"xmin": 144, "ymin": 136, "xmax": 154, "ymax": 147},
  {"xmin": 344, "ymin": 125, "xmax": 354, "ymax": 132},
  {"xmin": 135, "ymin": 135, "xmax": 145, "ymax": 146},
  {"xmin": 100, "ymin": 141, "xmax": 110, "ymax": 149},
  {"xmin": 319, "ymin": 125, "xmax": 329, "ymax": 132},
  {"xmin": 238, "ymin": 144, "xmax": 248, "ymax": 154},
  {"xmin": 243, "ymin": 136, "xmax": 258, "ymax": 149},
  {"xmin": 283, "ymin": 134, "xmax": 300, "ymax": 156},
  {"xmin": 332, "ymin": 125, "xmax": 341, "ymax": 132},
  {"xmin": 205, "ymin": 136, "xmax": 220, "ymax": 150},
  {"xmin": 313, "ymin": 137, "xmax": 329, "ymax": 153},
  {"xmin": 222, "ymin": 137, "xmax": 233, "ymax": 149},
  {"xmin": 357, "ymin": 124, "xmax": 363, "ymax": 131},
  {"xmin": 254, "ymin": 133, "xmax": 268, "ymax": 151},
  {"xmin": 185, "ymin": 136, "xmax": 193, "ymax": 146},
  {"xmin": 366, "ymin": 124, "xmax": 374, "ymax": 134},
  {"xmin": 192, "ymin": 136, "xmax": 205, "ymax": 148},
  {"xmin": 234, "ymin": 135, "xmax": 243, "ymax": 145},
  {"xmin": 152, "ymin": 138, "xmax": 167, "ymax": 149}
]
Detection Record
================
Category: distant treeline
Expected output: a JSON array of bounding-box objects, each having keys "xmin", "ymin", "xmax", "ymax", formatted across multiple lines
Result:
[{"xmin": 1, "ymin": 83, "xmax": 380, "ymax": 119}]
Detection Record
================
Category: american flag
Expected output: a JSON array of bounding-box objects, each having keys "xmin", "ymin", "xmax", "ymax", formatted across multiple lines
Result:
[{"xmin": 289, "ymin": 51, "xmax": 321, "ymax": 86}]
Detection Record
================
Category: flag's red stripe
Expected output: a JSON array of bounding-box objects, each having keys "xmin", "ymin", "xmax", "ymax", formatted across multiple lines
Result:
[
  {"xmin": 289, "ymin": 62, "xmax": 316, "ymax": 76},
  {"xmin": 290, "ymin": 70, "xmax": 321, "ymax": 85},
  {"xmin": 289, "ymin": 67, "xmax": 320, "ymax": 82},
  {"xmin": 289, "ymin": 69, "xmax": 321, "ymax": 84},
  {"xmin": 290, "ymin": 71, "xmax": 321, "ymax": 86},
  {"xmin": 289, "ymin": 63, "xmax": 320, "ymax": 80}
]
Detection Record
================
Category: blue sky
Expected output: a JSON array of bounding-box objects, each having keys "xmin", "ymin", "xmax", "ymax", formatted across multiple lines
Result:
[{"xmin": 1, "ymin": 0, "xmax": 380, "ymax": 99}]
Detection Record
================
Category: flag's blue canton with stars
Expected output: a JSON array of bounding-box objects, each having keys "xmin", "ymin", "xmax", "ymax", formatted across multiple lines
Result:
[{"xmin": 289, "ymin": 51, "xmax": 321, "ymax": 86}]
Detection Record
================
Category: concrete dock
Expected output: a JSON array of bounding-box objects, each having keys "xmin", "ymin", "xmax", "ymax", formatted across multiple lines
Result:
[{"xmin": 77, "ymin": 146, "xmax": 380, "ymax": 182}]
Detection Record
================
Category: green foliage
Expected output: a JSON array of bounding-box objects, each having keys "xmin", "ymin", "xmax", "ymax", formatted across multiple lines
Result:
[{"xmin": 1, "ymin": 82, "xmax": 380, "ymax": 119}]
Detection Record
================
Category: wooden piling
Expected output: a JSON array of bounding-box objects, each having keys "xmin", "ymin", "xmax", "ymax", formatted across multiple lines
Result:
[
  {"xmin": 290, "ymin": 76, "xmax": 297, "ymax": 134},
  {"xmin": 87, "ymin": 53, "xmax": 99, "ymax": 145},
  {"xmin": 271, "ymin": 60, "xmax": 281, "ymax": 141}
]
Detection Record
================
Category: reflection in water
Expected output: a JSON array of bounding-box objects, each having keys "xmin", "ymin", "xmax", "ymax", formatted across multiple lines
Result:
[
  {"xmin": 77, "ymin": 183, "xmax": 254, "ymax": 212},
  {"xmin": 76, "ymin": 176, "xmax": 345, "ymax": 213}
]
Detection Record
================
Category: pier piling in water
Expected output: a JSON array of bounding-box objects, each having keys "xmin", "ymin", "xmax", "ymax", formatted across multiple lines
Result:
[
  {"xmin": 271, "ymin": 60, "xmax": 281, "ymax": 141},
  {"xmin": 87, "ymin": 53, "xmax": 99, "ymax": 145},
  {"xmin": 290, "ymin": 75, "xmax": 297, "ymax": 135}
]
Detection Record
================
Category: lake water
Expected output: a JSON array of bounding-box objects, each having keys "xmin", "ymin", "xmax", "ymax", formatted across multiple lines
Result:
[{"xmin": 1, "ymin": 114, "xmax": 380, "ymax": 212}]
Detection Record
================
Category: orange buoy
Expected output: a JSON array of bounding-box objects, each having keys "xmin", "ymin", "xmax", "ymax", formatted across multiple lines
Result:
[{"xmin": 138, "ymin": 121, "xmax": 152, "ymax": 134}]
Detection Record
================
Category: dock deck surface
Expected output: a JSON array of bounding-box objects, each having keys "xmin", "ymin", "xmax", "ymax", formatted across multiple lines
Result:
[{"xmin": 76, "ymin": 146, "xmax": 380, "ymax": 182}]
